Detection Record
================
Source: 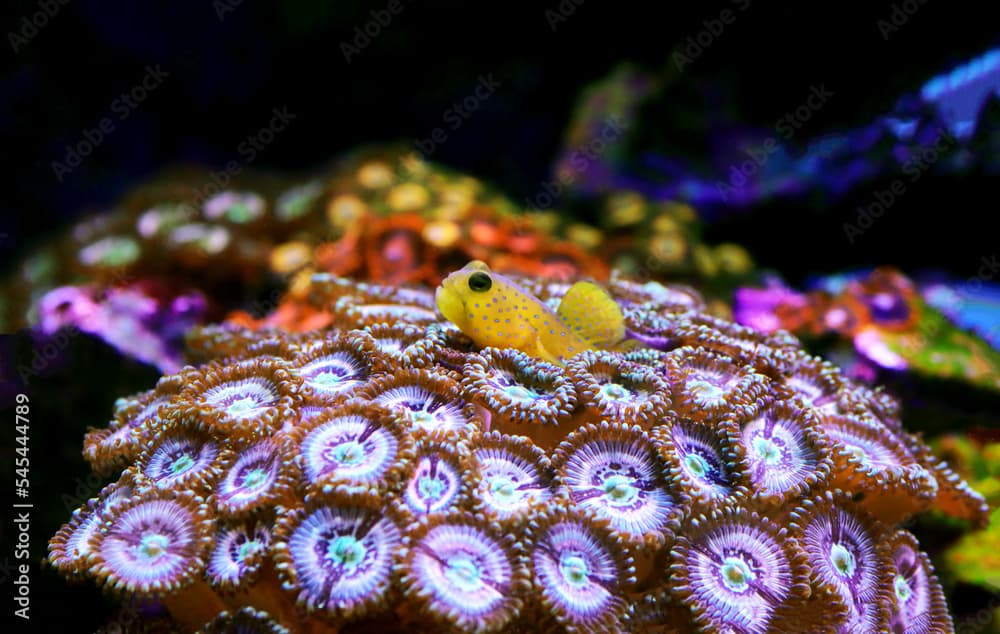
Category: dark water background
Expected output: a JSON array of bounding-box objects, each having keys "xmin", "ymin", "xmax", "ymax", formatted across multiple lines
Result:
[{"xmin": 2, "ymin": 1, "xmax": 999, "ymax": 282}]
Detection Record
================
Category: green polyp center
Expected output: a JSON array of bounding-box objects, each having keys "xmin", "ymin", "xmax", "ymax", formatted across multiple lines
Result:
[
  {"xmin": 602, "ymin": 474, "xmax": 638, "ymax": 506},
  {"xmin": 241, "ymin": 468, "xmax": 268, "ymax": 491},
  {"xmin": 284, "ymin": 198, "xmax": 308, "ymax": 218},
  {"xmin": 327, "ymin": 535, "xmax": 365, "ymax": 569},
  {"xmin": 688, "ymin": 378, "xmax": 725, "ymax": 404},
  {"xmin": 137, "ymin": 534, "xmax": 170, "ymax": 562},
  {"xmin": 684, "ymin": 453, "xmax": 710, "ymax": 479},
  {"xmin": 279, "ymin": 187, "xmax": 318, "ymax": 220},
  {"xmin": 844, "ymin": 443, "xmax": 868, "ymax": 464},
  {"xmin": 559, "ymin": 554, "xmax": 589, "ymax": 586},
  {"xmin": 226, "ymin": 203, "xmax": 254, "ymax": 223},
  {"xmin": 830, "ymin": 543, "xmax": 856, "ymax": 578},
  {"xmin": 600, "ymin": 383, "xmax": 630, "ymax": 401},
  {"xmin": 409, "ymin": 410, "xmax": 435, "ymax": 428},
  {"xmin": 96, "ymin": 239, "xmax": 140, "ymax": 267},
  {"xmin": 894, "ymin": 573, "xmax": 912, "ymax": 602},
  {"xmin": 313, "ymin": 370, "xmax": 343, "ymax": 386},
  {"xmin": 332, "ymin": 441, "xmax": 365, "ymax": 466},
  {"xmin": 170, "ymin": 454, "xmax": 195, "ymax": 475},
  {"xmin": 489, "ymin": 477, "xmax": 518, "ymax": 503},
  {"xmin": 238, "ymin": 540, "xmax": 263, "ymax": 560},
  {"xmin": 720, "ymin": 556, "xmax": 753, "ymax": 593},
  {"xmin": 226, "ymin": 396, "xmax": 258, "ymax": 416},
  {"xmin": 418, "ymin": 475, "xmax": 445, "ymax": 501},
  {"xmin": 752, "ymin": 435, "xmax": 782, "ymax": 465},
  {"xmin": 504, "ymin": 384, "xmax": 540, "ymax": 402},
  {"xmin": 445, "ymin": 554, "xmax": 482, "ymax": 591}
]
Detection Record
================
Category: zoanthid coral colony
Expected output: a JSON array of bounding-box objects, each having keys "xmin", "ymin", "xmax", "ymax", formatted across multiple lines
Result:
[{"xmin": 49, "ymin": 270, "xmax": 985, "ymax": 633}]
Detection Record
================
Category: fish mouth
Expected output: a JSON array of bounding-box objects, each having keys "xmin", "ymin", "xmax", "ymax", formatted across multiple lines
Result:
[{"xmin": 435, "ymin": 284, "xmax": 466, "ymax": 326}]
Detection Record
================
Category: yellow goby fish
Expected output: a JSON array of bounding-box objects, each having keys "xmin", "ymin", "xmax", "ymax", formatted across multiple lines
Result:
[{"xmin": 435, "ymin": 260, "xmax": 626, "ymax": 365}]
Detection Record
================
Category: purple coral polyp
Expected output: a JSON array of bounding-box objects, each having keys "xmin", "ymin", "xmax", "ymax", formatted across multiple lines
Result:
[
  {"xmin": 206, "ymin": 520, "xmax": 271, "ymax": 591},
  {"xmin": 215, "ymin": 439, "xmax": 287, "ymax": 517},
  {"xmin": 471, "ymin": 432, "xmax": 555, "ymax": 522},
  {"xmin": 736, "ymin": 402, "xmax": 830, "ymax": 502},
  {"xmin": 399, "ymin": 514, "xmax": 523, "ymax": 632},
  {"xmin": 140, "ymin": 427, "xmax": 225, "ymax": 491},
  {"xmin": 670, "ymin": 508, "xmax": 808, "ymax": 634},
  {"xmin": 88, "ymin": 490, "xmax": 214, "ymax": 596},
  {"xmin": 202, "ymin": 377, "xmax": 279, "ymax": 420},
  {"xmin": 274, "ymin": 499, "xmax": 401, "ymax": 618},
  {"xmin": 294, "ymin": 405, "xmax": 408, "ymax": 493},
  {"xmin": 554, "ymin": 422, "xmax": 680, "ymax": 549},
  {"xmin": 47, "ymin": 269, "xmax": 984, "ymax": 632},
  {"xmin": 402, "ymin": 449, "xmax": 466, "ymax": 515},
  {"xmin": 527, "ymin": 504, "xmax": 635, "ymax": 631}
]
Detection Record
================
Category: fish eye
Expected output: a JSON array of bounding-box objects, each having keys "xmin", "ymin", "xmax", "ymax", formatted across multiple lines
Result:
[{"xmin": 468, "ymin": 271, "xmax": 492, "ymax": 292}]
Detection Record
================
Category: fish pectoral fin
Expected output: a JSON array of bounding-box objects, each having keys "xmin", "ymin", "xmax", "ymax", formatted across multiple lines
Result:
[
  {"xmin": 611, "ymin": 338, "xmax": 644, "ymax": 352},
  {"xmin": 534, "ymin": 337, "xmax": 563, "ymax": 365},
  {"xmin": 557, "ymin": 281, "xmax": 626, "ymax": 348}
]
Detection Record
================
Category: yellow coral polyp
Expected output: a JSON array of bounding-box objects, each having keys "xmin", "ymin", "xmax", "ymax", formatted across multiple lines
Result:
[
  {"xmin": 387, "ymin": 182, "xmax": 430, "ymax": 211},
  {"xmin": 269, "ymin": 242, "xmax": 312, "ymax": 275},
  {"xmin": 325, "ymin": 194, "xmax": 368, "ymax": 231},
  {"xmin": 356, "ymin": 161, "xmax": 396, "ymax": 188},
  {"xmin": 421, "ymin": 219, "xmax": 461, "ymax": 248}
]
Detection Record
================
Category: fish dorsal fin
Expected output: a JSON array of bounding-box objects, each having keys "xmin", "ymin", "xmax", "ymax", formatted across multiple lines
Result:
[{"xmin": 557, "ymin": 281, "xmax": 625, "ymax": 348}]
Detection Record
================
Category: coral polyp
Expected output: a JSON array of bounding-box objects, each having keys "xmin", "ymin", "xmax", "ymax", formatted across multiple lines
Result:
[
  {"xmin": 790, "ymin": 492, "xmax": 895, "ymax": 632},
  {"xmin": 732, "ymin": 400, "xmax": 833, "ymax": 505},
  {"xmin": 397, "ymin": 512, "xmax": 528, "ymax": 632},
  {"xmin": 462, "ymin": 347, "xmax": 578, "ymax": 429},
  {"xmin": 136, "ymin": 423, "xmax": 231, "ymax": 494},
  {"xmin": 48, "ymin": 497, "xmax": 107, "ymax": 578},
  {"xmin": 288, "ymin": 334, "xmax": 376, "ymax": 403},
  {"xmin": 181, "ymin": 358, "xmax": 301, "ymax": 440},
  {"xmin": 399, "ymin": 438, "xmax": 477, "ymax": 517},
  {"xmin": 552, "ymin": 421, "xmax": 682, "ymax": 552},
  {"xmin": 469, "ymin": 431, "xmax": 558, "ymax": 524},
  {"xmin": 669, "ymin": 506, "xmax": 811, "ymax": 634},
  {"xmin": 527, "ymin": 504, "xmax": 636, "ymax": 633},
  {"xmin": 666, "ymin": 346, "xmax": 769, "ymax": 423},
  {"xmin": 568, "ymin": 351, "xmax": 672, "ymax": 428},
  {"xmin": 357, "ymin": 369, "xmax": 482, "ymax": 439},
  {"xmin": 205, "ymin": 518, "xmax": 271, "ymax": 593},
  {"xmin": 273, "ymin": 493, "xmax": 402, "ymax": 621},
  {"xmin": 653, "ymin": 418, "xmax": 748, "ymax": 508},
  {"xmin": 290, "ymin": 402, "xmax": 412, "ymax": 496},
  {"xmin": 48, "ymin": 269, "xmax": 984, "ymax": 632},
  {"xmin": 886, "ymin": 529, "xmax": 952, "ymax": 634},
  {"xmin": 214, "ymin": 438, "xmax": 292, "ymax": 518}
]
